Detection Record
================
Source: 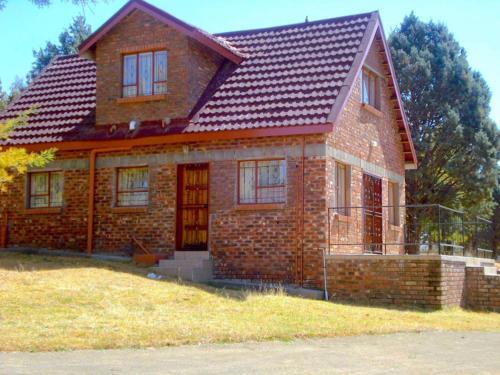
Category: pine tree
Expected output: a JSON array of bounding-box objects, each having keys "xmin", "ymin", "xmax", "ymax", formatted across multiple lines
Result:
[
  {"xmin": 389, "ymin": 14, "xmax": 499, "ymax": 217},
  {"xmin": 28, "ymin": 16, "xmax": 92, "ymax": 81}
]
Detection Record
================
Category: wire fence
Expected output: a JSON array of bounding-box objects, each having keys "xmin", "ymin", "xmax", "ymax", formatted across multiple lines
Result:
[{"xmin": 327, "ymin": 204, "xmax": 496, "ymax": 258}]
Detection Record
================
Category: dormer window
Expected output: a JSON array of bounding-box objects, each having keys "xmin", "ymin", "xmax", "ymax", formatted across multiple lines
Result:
[{"xmin": 122, "ymin": 50, "xmax": 167, "ymax": 98}]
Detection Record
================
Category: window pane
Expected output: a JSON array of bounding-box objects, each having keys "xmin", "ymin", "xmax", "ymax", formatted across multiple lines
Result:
[
  {"xmin": 257, "ymin": 186, "xmax": 285, "ymax": 203},
  {"xmin": 123, "ymin": 55, "xmax": 137, "ymax": 86},
  {"xmin": 336, "ymin": 164, "xmax": 346, "ymax": 214},
  {"xmin": 369, "ymin": 75, "xmax": 376, "ymax": 107},
  {"xmin": 257, "ymin": 160, "xmax": 285, "ymax": 187},
  {"xmin": 117, "ymin": 192, "xmax": 148, "ymax": 207},
  {"xmin": 118, "ymin": 168, "xmax": 148, "ymax": 191},
  {"xmin": 117, "ymin": 168, "xmax": 148, "ymax": 207},
  {"xmin": 123, "ymin": 86, "xmax": 137, "ymax": 98},
  {"xmin": 239, "ymin": 161, "xmax": 256, "ymax": 204},
  {"xmin": 154, "ymin": 51, "xmax": 167, "ymax": 82},
  {"xmin": 31, "ymin": 196, "xmax": 49, "ymax": 208},
  {"xmin": 154, "ymin": 82, "xmax": 167, "ymax": 95},
  {"xmin": 362, "ymin": 72, "xmax": 370, "ymax": 104},
  {"xmin": 50, "ymin": 172, "xmax": 63, "ymax": 207},
  {"xmin": 30, "ymin": 173, "xmax": 48, "ymax": 196},
  {"xmin": 138, "ymin": 52, "xmax": 153, "ymax": 96}
]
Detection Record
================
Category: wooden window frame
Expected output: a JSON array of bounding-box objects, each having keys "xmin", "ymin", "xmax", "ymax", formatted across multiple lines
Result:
[
  {"xmin": 237, "ymin": 159, "xmax": 286, "ymax": 205},
  {"xmin": 388, "ymin": 181, "xmax": 400, "ymax": 226},
  {"xmin": 122, "ymin": 50, "xmax": 167, "ymax": 98},
  {"xmin": 115, "ymin": 166, "xmax": 150, "ymax": 208},
  {"xmin": 361, "ymin": 68, "xmax": 381, "ymax": 110},
  {"xmin": 28, "ymin": 170, "xmax": 63, "ymax": 208},
  {"xmin": 335, "ymin": 162, "xmax": 350, "ymax": 216}
]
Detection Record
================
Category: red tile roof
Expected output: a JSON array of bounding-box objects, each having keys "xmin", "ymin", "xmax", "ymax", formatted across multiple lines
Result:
[
  {"xmin": 0, "ymin": 4, "xmax": 416, "ymax": 165},
  {"xmin": 0, "ymin": 55, "xmax": 95, "ymax": 145},
  {"xmin": 186, "ymin": 13, "xmax": 372, "ymax": 132}
]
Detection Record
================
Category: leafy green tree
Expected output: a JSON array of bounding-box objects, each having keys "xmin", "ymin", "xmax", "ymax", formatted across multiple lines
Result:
[
  {"xmin": 0, "ymin": 112, "xmax": 55, "ymax": 191},
  {"xmin": 28, "ymin": 15, "xmax": 92, "ymax": 81},
  {"xmin": 389, "ymin": 14, "xmax": 499, "ymax": 216}
]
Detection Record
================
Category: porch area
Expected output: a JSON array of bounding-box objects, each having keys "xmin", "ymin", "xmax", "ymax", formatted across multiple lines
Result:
[{"xmin": 325, "ymin": 204, "xmax": 498, "ymax": 310}]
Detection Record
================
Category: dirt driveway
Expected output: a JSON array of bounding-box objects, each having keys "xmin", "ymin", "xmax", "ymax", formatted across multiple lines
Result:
[{"xmin": 1, "ymin": 331, "xmax": 499, "ymax": 375}]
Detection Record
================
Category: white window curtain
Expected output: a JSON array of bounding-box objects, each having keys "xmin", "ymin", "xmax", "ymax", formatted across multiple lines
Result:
[
  {"xmin": 239, "ymin": 161, "xmax": 255, "ymax": 204},
  {"xmin": 123, "ymin": 55, "xmax": 137, "ymax": 97},
  {"xmin": 154, "ymin": 51, "xmax": 167, "ymax": 94},
  {"xmin": 117, "ymin": 168, "xmax": 149, "ymax": 207},
  {"xmin": 138, "ymin": 52, "xmax": 153, "ymax": 96},
  {"xmin": 29, "ymin": 171, "xmax": 63, "ymax": 208}
]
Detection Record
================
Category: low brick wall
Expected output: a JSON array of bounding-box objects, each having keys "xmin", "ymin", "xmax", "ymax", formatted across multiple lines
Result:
[
  {"xmin": 325, "ymin": 255, "xmax": 465, "ymax": 308},
  {"xmin": 465, "ymin": 267, "xmax": 500, "ymax": 312},
  {"xmin": 324, "ymin": 255, "xmax": 498, "ymax": 309}
]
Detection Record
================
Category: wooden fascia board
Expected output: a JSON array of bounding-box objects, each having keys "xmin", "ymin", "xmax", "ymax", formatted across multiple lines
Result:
[
  {"xmin": 326, "ymin": 11, "xmax": 418, "ymax": 168},
  {"xmin": 15, "ymin": 123, "xmax": 333, "ymax": 152}
]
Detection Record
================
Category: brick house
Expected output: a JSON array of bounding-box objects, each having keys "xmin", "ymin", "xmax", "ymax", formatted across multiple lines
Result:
[{"xmin": 0, "ymin": 0, "xmax": 418, "ymax": 289}]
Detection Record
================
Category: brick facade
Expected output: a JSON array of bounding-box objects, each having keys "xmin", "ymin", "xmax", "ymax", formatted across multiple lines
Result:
[
  {"xmin": 465, "ymin": 267, "xmax": 500, "ymax": 312},
  {"xmin": 0, "ymin": 7, "xmax": 412, "ymax": 290},
  {"xmin": 325, "ymin": 255, "xmax": 498, "ymax": 310},
  {"xmin": 95, "ymin": 9, "xmax": 221, "ymax": 125}
]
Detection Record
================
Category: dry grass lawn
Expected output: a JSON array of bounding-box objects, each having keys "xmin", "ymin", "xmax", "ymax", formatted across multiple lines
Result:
[{"xmin": 0, "ymin": 252, "xmax": 499, "ymax": 352}]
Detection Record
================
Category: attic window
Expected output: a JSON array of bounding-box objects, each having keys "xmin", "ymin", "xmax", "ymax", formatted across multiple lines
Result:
[
  {"xmin": 361, "ymin": 69, "xmax": 380, "ymax": 110},
  {"xmin": 123, "ymin": 51, "xmax": 167, "ymax": 98}
]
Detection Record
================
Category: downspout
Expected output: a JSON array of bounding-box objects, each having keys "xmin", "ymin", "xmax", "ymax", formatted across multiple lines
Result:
[
  {"xmin": 86, "ymin": 147, "xmax": 131, "ymax": 255},
  {"xmin": 300, "ymin": 136, "xmax": 305, "ymax": 286}
]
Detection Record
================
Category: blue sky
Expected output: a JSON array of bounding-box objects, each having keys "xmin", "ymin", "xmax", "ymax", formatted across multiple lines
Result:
[{"xmin": 0, "ymin": 0, "xmax": 499, "ymax": 124}]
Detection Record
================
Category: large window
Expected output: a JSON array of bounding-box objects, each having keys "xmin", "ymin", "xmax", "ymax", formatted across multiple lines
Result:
[
  {"xmin": 123, "ymin": 50, "xmax": 167, "ymax": 97},
  {"xmin": 238, "ymin": 160, "xmax": 286, "ymax": 204},
  {"xmin": 388, "ymin": 181, "xmax": 400, "ymax": 225},
  {"xmin": 335, "ymin": 163, "xmax": 350, "ymax": 215},
  {"xmin": 361, "ymin": 69, "xmax": 380, "ymax": 109},
  {"xmin": 116, "ymin": 167, "xmax": 149, "ymax": 207},
  {"xmin": 28, "ymin": 171, "xmax": 63, "ymax": 208}
]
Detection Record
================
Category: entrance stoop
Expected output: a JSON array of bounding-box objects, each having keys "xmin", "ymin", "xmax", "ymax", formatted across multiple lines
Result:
[{"xmin": 154, "ymin": 251, "xmax": 212, "ymax": 282}]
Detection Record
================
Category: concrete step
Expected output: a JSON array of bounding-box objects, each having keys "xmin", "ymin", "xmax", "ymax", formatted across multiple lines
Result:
[
  {"xmin": 173, "ymin": 251, "xmax": 209, "ymax": 261},
  {"xmin": 155, "ymin": 259, "xmax": 213, "ymax": 282},
  {"xmin": 158, "ymin": 259, "xmax": 205, "ymax": 268},
  {"xmin": 483, "ymin": 266, "xmax": 499, "ymax": 276}
]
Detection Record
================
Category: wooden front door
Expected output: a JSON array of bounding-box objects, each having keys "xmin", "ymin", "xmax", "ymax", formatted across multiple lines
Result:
[
  {"xmin": 363, "ymin": 173, "xmax": 383, "ymax": 253},
  {"xmin": 176, "ymin": 163, "xmax": 209, "ymax": 251}
]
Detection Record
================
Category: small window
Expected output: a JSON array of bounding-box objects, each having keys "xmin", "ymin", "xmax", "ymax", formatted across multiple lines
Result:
[
  {"xmin": 238, "ymin": 160, "xmax": 286, "ymax": 204},
  {"xmin": 361, "ymin": 69, "xmax": 380, "ymax": 109},
  {"xmin": 28, "ymin": 171, "xmax": 63, "ymax": 208},
  {"xmin": 388, "ymin": 181, "xmax": 399, "ymax": 225},
  {"xmin": 335, "ymin": 163, "xmax": 350, "ymax": 215},
  {"xmin": 116, "ymin": 167, "xmax": 149, "ymax": 207},
  {"xmin": 122, "ymin": 50, "xmax": 167, "ymax": 98}
]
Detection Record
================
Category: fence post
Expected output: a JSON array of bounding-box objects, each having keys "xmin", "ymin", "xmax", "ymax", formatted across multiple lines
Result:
[
  {"xmin": 437, "ymin": 205, "xmax": 442, "ymax": 255},
  {"xmin": 461, "ymin": 212, "xmax": 465, "ymax": 256}
]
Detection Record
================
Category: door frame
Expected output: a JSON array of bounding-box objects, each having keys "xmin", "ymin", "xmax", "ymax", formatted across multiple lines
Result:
[
  {"xmin": 362, "ymin": 172, "xmax": 383, "ymax": 253},
  {"xmin": 175, "ymin": 162, "xmax": 210, "ymax": 251}
]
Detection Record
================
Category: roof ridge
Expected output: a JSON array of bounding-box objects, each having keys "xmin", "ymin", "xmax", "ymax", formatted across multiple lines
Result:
[{"xmin": 216, "ymin": 10, "xmax": 378, "ymax": 37}]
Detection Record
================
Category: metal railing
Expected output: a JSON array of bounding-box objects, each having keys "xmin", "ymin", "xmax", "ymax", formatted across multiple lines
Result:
[{"xmin": 327, "ymin": 204, "xmax": 495, "ymax": 258}]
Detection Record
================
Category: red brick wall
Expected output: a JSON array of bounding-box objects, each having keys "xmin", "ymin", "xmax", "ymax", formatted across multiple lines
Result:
[
  {"xmin": 325, "ymin": 255, "xmax": 467, "ymax": 308},
  {"xmin": 325, "ymin": 38, "xmax": 406, "ymax": 256},
  {"xmin": 0, "ymin": 135, "xmax": 325, "ymax": 285},
  {"xmin": 94, "ymin": 9, "xmax": 221, "ymax": 125},
  {"xmin": 465, "ymin": 267, "xmax": 500, "ymax": 312}
]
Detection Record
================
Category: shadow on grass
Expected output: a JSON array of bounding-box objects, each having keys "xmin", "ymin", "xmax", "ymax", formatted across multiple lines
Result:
[
  {"xmin": 0, "ymin": 250, "xmax": 459, "ymax": 312},
  {"xmin": 0, "ymin": 250, "xmax": 253, "ymax": 302}
]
